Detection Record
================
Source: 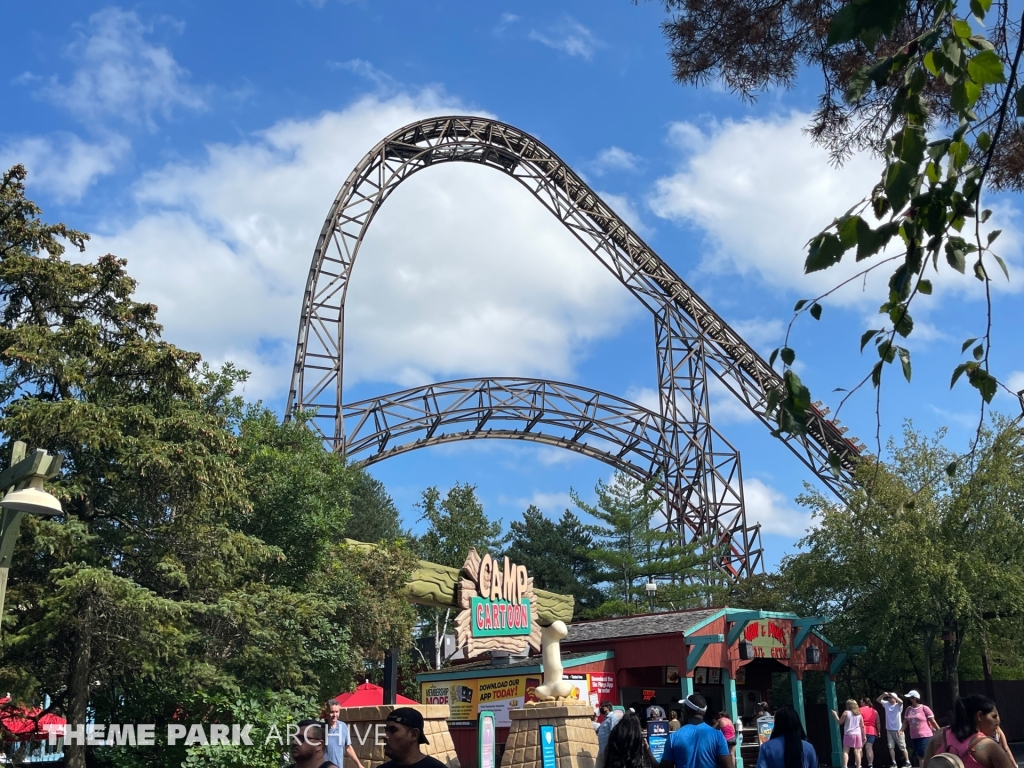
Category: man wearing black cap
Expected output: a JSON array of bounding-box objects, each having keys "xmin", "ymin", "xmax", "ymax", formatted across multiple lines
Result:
[
  {"xmin": 287, "ymin": 720, "xmax": 339, "ymax": 768},
  {"xmin": 660, "ymin": 694, "xmax": 734, "ymax": 768},
  {"xmin": 380, "ymin": 708, "xmax": 447, "ymax": 768}
]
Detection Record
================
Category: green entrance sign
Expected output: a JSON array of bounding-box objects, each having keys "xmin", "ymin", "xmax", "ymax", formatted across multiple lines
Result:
[{"xmin": 471, "ymin": 596, "xmax": 532, "ymax": 637}]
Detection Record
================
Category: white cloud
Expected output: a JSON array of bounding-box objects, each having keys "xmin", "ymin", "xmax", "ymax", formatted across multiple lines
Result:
[
  {"xmin": 649, "ymin": 113, "xmax": 1022, "ymax": 306},
  {"xmin": 743, "ymin": 477, "xmax": 811, "ymax": 537},
  {"xmin": 328, "ymin": 59, "xmax": 398, "ymax": 90},
  {"xmin": 624, "ymin": 382, "xmax": 756, "ymax": 424},
  {"xmin": 726, "ymin": 317, "xmax": 784, "ymax": 354},
  {"xmin": 87, "ymin": 91, "xmax": 635, "ymax": 399},
  {"xmin": 1005, "ymin": 371, "xmax": 1024, "ymax": 401},
  {"xmin": 33, "ymin": 8, "xmax": 206, "ymax": 127},
  {"xmin": 529, "ymin": 17, "xmax": 603, "ymax": 60},
  {"xmin": 0, "ymin": 133, "xmax": 129, "ymax": 201},
  {"xmin": 494, "ymin": 13, "xmax": 520, "ymax": 34},
  {"xmin": 590, "ymin": 146, "xmax": 641, "ymax": 175},
  {"xmin": 625, "ymin": 386, "xmax": 660, "ymax": 413},
  {"xmin": 597, "ymin": 191, "xmax": 652, "ymax": 237},
  {"xmin": 507, "ymin": 491, "xmax": 574, "ymax": 516}
]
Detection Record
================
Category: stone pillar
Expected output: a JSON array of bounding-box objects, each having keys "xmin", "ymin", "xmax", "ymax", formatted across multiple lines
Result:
[
  {"xmin": 500, "ymin": 702, "xmax": 598, "ymax": 768},
  {"xmin": 824, "ymin": 676, "xmax": 842, "ymax": 768},
  {"xmin": 341, "ymin": 705, "xmax": 460, "ymax": 768},
  {"xmin": 790, "ymin": 670, "xmax": 806, "ymax": 731},
  {"xmin": 724, "ymin": 667, "xmax": 742, "ymax": 768}
]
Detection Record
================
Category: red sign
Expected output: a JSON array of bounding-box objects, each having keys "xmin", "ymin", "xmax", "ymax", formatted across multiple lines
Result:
[{"xmin": 742, "ymin": 620, "xmax": 791, "ymax": 659}]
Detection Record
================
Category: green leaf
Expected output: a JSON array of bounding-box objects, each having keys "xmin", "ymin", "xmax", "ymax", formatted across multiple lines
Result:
[
  {"xmin": 971, "ymin": 367, "xmax": 998, "ymax": 402},
  {"xmin": 897, "ymin": 346, "xmax": 912, "ymax": 382},
  {"xmin": 981, "ymin": 208, "xmax": 992, "ymax": 222},
  {"xmin": 951, "ymin": 362, "xmax": 973, "ymax": 387},
  {"xmin": 769, "ymin": 348, "xmax": 780, "ymax": 367},
  {"xmin": 827, "ymin": 452, "xmax": 842, "ymax": 478},
  {"xmin": 856, "ymin": 219, "xmax": 898, "ymax": 261},
  {"xmin": 946, "ymin": 242, "xmax": 967, "ymax": 273},
  {"xmin": 969, "ymin": 0, "xmax": 986, "ymax": 19},
  {"xmin": 952, "ymin": 19, "xmax": 972, "ymax": 38},
  {"xmin": 974, "ymin": 261, "xmax": 988, "ymax": 280},
  {"xmin": 861, "ymin": 329, "xmax": 880, "ymax": 351},
  {"xmin": 781, "ymin": 347, "xmax": 796, "ymax": 366},
  {"xmin": 806, "ymin": 232, "xmax": 847, "ymax": 273},
  {"xmin": 945, "ymin": 461, "xmax": 958, "ymax": 477},
  {"xmin": 810, "ymin": 303, "xmax": 823, "ymax": 320},
  {"xmin": 918, "ymin": 279, "xmax": 933, "ymax": 295},
  {"xmin": 973, "ymin": 343, "xmax": 984, "ymax": 360},
  {"xmin": 828, "ymin": 4, "xmax": 860, "ymax": 45},
  {"xmin": 890, "ymin": 306, "xmax": 914, "ymax": 337},
  {"xmin": 794, "ymin": 299, "xmax": 808, "ymax": 311},
  {"xmin": 993, "ymin": 253, "xmax": 1010, "ymax": 280},
  {"xmin": 965, "ymin": 77, "xmax": 982, "ymax": 108},
  {"xmin": 977, "ymin": 131, "xmax": 992, "ymax": 152},
  {"xmin": 923, "ymin": 51, "xmax": 941, "ymax": 76},
  {"xmin": 884, "ymin": 160, "xmax": 915, "ymax": 212},
  {"xmin": 871, "ymin": 360, "xmax": 884, "ymax": 388},
  {"xmin": 968, "ymin": 49, "xmax": 1006, "ymax": 85},
  {"xmin": 961, "ymin": 337, "xmax": 978, "ymax": 353},
  {"xmin": 987, "ymin": 229, "xmax": 1001, "ymax": 245}
]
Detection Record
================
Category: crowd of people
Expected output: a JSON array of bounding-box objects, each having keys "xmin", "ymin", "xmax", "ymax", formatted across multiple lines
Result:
[{"xmin": 592, "ymin": 690, "xmax": 1017, "ymax": 768}]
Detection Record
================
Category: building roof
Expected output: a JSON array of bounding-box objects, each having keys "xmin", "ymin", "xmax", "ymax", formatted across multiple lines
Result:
[
  {"xmin": 417, "ymin": 650, "xmax": 611, "ymax": 681},
  {"xmin": 564, "ymin": 608, "xmax": 723, "ymax": 644}
]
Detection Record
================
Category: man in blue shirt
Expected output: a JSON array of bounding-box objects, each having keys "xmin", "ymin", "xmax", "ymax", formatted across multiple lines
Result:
[
  {"xmin": 660, "ymin": 694, "xmax": 734, "ymax": 768},
  {"xmin": 325, "ymin": 699, "xmax": 367, "ymax": 768}
]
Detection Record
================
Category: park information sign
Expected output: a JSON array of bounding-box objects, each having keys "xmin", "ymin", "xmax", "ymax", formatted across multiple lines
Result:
[
  {"xmin": 647, "ymin": 722, "xmax": 668, "ymax": 762},
  {"xmin": 540, "ymin": 725, "xmax": 556, "ymax": 768},
  {"xmin": 743, "ymin": 620, "xmax": 792, "ymax": 660},
  {"xmin": 456, "ymin": 549, "xmax": 541, "ymax": 656}
]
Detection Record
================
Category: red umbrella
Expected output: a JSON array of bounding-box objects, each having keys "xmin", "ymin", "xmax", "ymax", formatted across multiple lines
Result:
[
  {"xmin": 0, "ymin": 697, "xmax": 66, "ymax": 740},
  {"xmin": 334, "ymin": 682, "xmax": 417, "ymax": 707}
]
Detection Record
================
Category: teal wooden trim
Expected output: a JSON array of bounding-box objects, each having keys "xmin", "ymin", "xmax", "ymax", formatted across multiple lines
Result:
[
  {"xmin": 416, "ymin": 650, "xmax": 614, "ymax": 682},
  {"xmin": 790, "ymin": 670, "xmax": 806, "ymax": 730},
  {"xmin": 792, "ymin": 617, "xmax": 829, "ymax": 650},
  {"xmin": 685, "ymin": 608, "xmax": 728, "ymax": 635},
  {"xmin": 725, "ymin": 610, "xmax": 765, "ymax": 645},
  {"xmin": 684, "ymin": 633, "xmax": 725, "ymax": 671},
  {"xmin": 829, "ymin": 651, "xmax": 849, "ymax": 677},
  {"xmin": 825, "ymin": 674, "xmax": 843, "ymax": 767},
  {"xmin": 681, "ymin": 675, "xmax": 694, "ymax": 699},
  {"xmin": 723, "ymin": 667, "xmax": 742, "ymax": 768}
]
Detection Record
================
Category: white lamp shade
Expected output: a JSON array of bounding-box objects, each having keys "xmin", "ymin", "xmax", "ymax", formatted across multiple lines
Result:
[{"xmin": 1, "ymin": 478, "xmax": 63, "ymax": 516}]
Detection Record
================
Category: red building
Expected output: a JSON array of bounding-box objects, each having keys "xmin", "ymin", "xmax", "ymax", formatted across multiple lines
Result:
[{"xmin": 418, "ymin": 607, "xmax": 858, "ymax": 768}]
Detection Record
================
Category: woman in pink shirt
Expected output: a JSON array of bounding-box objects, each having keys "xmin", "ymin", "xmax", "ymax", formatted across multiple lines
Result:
[
  {"xmin": 859, "ymin": 698, "xmax": 879, "ymax": 768},
  {"xmin": 923, "ymin": 694, "xmax": 1014, "ymax": 768},
  {"xmin": 715, "ymin": 711, "xmax": 737, "ymax": 758},
  {"xmin": 903, "ymin": 690, "xmax": 939, "ymax": 765}
]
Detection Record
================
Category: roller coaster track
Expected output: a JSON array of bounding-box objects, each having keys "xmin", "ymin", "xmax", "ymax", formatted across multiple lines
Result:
[{"xmin": 288, "ymin": 116, "xmax": 864, "ymax": 581}]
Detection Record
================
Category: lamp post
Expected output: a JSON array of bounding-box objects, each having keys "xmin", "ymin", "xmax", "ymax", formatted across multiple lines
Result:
[
  {"xmin": 0, "ymin": 441, "xmax": 63, "ymax": 622},
  {"xmin": 646, "ymin": 577, "xmax": 657, "ymax": 612}
]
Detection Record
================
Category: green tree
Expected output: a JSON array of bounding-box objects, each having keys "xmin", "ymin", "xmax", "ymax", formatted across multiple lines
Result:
[
  {"xmin": 781, "ymin": 419, "xmax": 1024, "ymax": 701},
  {"xmin": 503, "ymin": 505, "xmax": 603, "ymax": 615},
  {"xmin": 0, "ymin": 166, "xmax": 417, "ymax": 768},
  {"xmin": 571, "ymin": 472, "xmax": 707, "ymax": 616},
  {"xmin": 414, "ymin": 483, "xmax": 500, "ymax": 668},
  {"xmin": 653, "ymin": 0, "xmax": 1024, "ymax": 438},
  {"xmin": 343, "ymin": 469, "xmax": 406, "ymax": 544}
]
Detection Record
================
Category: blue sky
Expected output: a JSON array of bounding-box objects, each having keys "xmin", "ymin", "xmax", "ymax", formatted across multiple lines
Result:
[{"xmin": 3, "ymin": 1, "xmax": 1023, "ymax": 570}]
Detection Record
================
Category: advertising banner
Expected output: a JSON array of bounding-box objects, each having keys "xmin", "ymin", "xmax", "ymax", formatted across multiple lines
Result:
[
  {"xmin": 479, "ymin": 711, "xmax": 496, "ymax": 768},
  {"xmin": 420, "ymin": 680, "xmax": 479, "ymax": 725},
  {"xmin": 477, "ymin": 676, "xmax": 525, "ymax": 727}
]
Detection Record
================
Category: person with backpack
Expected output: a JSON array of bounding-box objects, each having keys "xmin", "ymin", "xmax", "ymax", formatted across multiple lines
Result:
[
  {"xmin": 754, "ymin": 705, "xmax": 817, "ymax": 768},
  {"xmin": 831, "ymin": 700, "xmax": 866, "ymax": 768},
  {"xmin": 923, "ymin": 694, "xmax": 1015, "ymax": 768},
  {"xmin": 903, "ymin": 691, "xmax": 939, "ymax": 765}
]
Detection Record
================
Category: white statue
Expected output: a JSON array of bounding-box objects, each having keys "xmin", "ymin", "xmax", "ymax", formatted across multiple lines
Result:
[{"xmin": 533, "ymin": 620, "xmax": 575, "ymax": 701}]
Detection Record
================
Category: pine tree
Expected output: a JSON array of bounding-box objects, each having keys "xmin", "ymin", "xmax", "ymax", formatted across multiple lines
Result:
[{"xmin": 572, "ymin": 472, "xmax": 706, "ymax": 616}]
